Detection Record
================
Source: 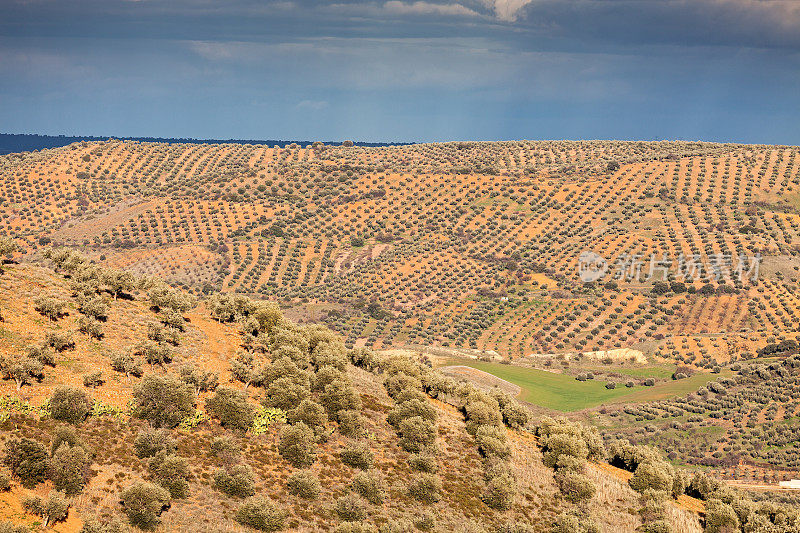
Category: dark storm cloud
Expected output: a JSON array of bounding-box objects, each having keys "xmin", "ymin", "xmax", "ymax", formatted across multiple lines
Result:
[{"xmin": 0, "ymin": 0, "xmax": 798, "ymax": 142}]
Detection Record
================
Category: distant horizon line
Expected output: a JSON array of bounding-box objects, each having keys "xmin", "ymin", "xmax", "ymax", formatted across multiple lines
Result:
[{"xmin": 2, "ymin": 132, "xmax": 798, "ymax": 152}]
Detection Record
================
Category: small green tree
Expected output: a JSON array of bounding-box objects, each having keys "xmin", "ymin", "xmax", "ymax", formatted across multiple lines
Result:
[
  {"xmin": 49, "ymin": 385, "xmax": 91, "ymax": 424},
  {"xmin": 206, "ymin": 387, "xmax": 256, "ymax": 432},
  {"xmin": 278, "ymin": 423, "xmax": 317, "ymax": 467},
  {"xmin": 49, "ymin": 443, "xmax": 91, "ymax": 496},
  {"xmin": 133, "ymin": 374, "xmax": 195, "ymax": 428},
  {"xmin": 286, "ymin": 470, "xmax": 321, "ymax": 500},
  {"xmin": 214, "ymin": 464, "xmax": 255, "ymax": 498},
  {"xmin": 3, "ymin": 438, "xmax": 48, "ymax": 488},
  {"xmin": 148, "ymin": 451, "xmax": 190, "ymax": 499},
  {"xmin": 120, "ymin": 481, "xmax": 171, "ymax": 530},
  {"xmin": 234, "ymin": 497, "xmax": 287, "ymax": 532}
]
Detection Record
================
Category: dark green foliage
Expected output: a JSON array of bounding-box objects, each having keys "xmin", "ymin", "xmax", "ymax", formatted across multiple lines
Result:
[
  {"xmin": 337, "ymin": 410, "xmax": 366, "ymax": 438},
  {"xmin": 148, "ymin": 452, "xmax": 190, "ymax": 499},
  {"xmin": 287, "ymin": 399, "xmax": 328, "ymax": 429},
  {"xmin": 408, "ymin": 452, "xmax": 438, "ymax": 473},
  {"xmin": 49, "ymin": 442, "xmax": 91, "ymax": 495},
  {"xmin": 704, "ymin": 499, "xmax": 739, "ymax": 533},
  {"xmin": 406, "ymin": 473, "xmax": 442, "ymax": 504},
  {"xmin": 550, "ymin": 511, "xmax": 599, "ymax": 533},
  {"xmin": 134, "ymin": 428, "xmax": 176, "ymax": 459},
  {"xmin": 277, "ymin": 422, "xmax": 316, "ymax": 467},
  {"xmin": 386, "ymin": 399, "xmax": 436, "ymax": 428},
  {"xmin": 397, "ymin": 416, "xmax": 436, "ymax": 453},
  {"xmin": 234, "ymin": 497, "xmax": 287, "ymax": 532},
  {"xmin": 120, "ymin": 481, "xmax": 171, "ymax": 530},
  {"xmin": 214, "ymin": 464, "xmax": 255, "ymax": 498},
  {"xmin": 133, "ymin": 374, "xmax": 195, "ymax": 428},
  {"xmin": 83, "ymin": 371, "xmax": 104, "ymax": 388},
  {"xmin": 335, "ymin": 493, "xmax": 367, "ymax": 522},
  {"xmin": 554, "ymin": 471, "xmax": 595, "ymax": 504},
  {"xmin": 474, "ymin": 425, "xmax": 511, "ymax": 459},
  {"xmin": 481, "ymin": 474, "xmax": 516, "ymax": 510},
  {"xmin": 206, "ymin": 387, "xmax": 256, "ymax": 431},
  {"xmin": 3, "ymin": 438, "xmax": 48, "ymax": 488},
  {"xmin": 286, "ymin": 470, "xmax": 321, "ymax": 500},
  {"xmin": 340, "ymin": 441, "xmax": 373, "ymax": 470},
  {"xmin": 320, "ymin": 378, "xmax": 362, "ymax": 419},
  {"xmin": 350, "ymin": 471, "xmax": 385, "ymax": 504},
  {"xmin": 23, "ymin": 491, "xmax": 69, "ymax": 527},
  {"xmin": 49, "ymin": 385, "xmax": 91, "ymax": 424},
  {"xmin": 262, "ymin": 378, "xmax": 310, "ymax": 411}
]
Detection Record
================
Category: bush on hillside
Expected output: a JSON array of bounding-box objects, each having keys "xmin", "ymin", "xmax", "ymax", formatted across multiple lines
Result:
[
  {"xmin": 3, "ymin": 438, "xmax": 48, "ymax": 488},
  {"xmin": 286, "ymin": 470, "xmax": 321, "ymax": 500},
  {"xmin": 133, "ymin": 374, "xmax": 195, "ymax": 428},
  {"xmin": 120, "ymin": 482, "xmax": 171, "ymax": 530},
  {"xmin": 49, "ymin": 385, "xmax": 91, "ymax": 424}
]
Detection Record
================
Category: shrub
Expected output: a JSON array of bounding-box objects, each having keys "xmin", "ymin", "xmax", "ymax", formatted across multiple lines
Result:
[
  {"xmin": 320, "ymin": 379, "xmax": 362, "ymax": 419},
  {"xmin": 49, "ymin": 385, "xmax": 91, "ymax": 424},
  {"xmin": 263, "ymin": 378, "xmax": 311, "ymax": 411},
  {"xmin": 214, "ymin": 464, "xmax": 255, "ymax": 498},
  {"xmin": 335, "ymin": 523, "xmax": 377, "ymax": 533},
  {"xmin": 134, "ymin": 428, "xmax": 176, "ymax": 459},
  {"xmin": 83, "ymin": 371, "xmax": 104, "ymax": 388},
  {"xmin": 3, "ymin": 438, "xmax": 48, "ymax": 488},
  {"xmin": 335, "ymin": 493, "xmax": 367, "ymax": 521},
  {"xmin": 0, "ymin": 471, "xmax": 10, "ymax": 491},
  {"xmin": 235, "ymin": 498, "xmax": 287, "ymax": 531},
  {"xmin": 481, "ymin": 473, "xmax": 516, "ymax": 510},
  {"xmin": 398, "ymin": 416, "xmax": 436, "ymax": 453},
  {"xmin": 78, "ymin": 517, "xmax": 128, "ymax": 533},
  {"xmin": 386, "ymin": 399, "xmax": 437, "ymax": 428},
  {"xmin": 0, "ymin": 522, "xmax": 29, "ymax": 533},
  {"xmin": 337, "ymin": 410, "xmax": 366, "ymax": 438},
  {"xmin": 550, "ymin": 511, "xmax": 599, "ymax": 533},
  {"xmin": 23, "ymin": 491, "xmax": 69, "ymax": 527},
  {"xmin": 133, "ymin": 374, "xmax": 195, "ymax": 428},
  {"xmin": 286, "ymin": 470, "xmax": 321, "ymax": 500},
  {"xmin": 407, "ymin": 473, "xmax": 442, "ymax": 503},
  {"xmin": 278, "ymin": 423, "xmax": 317, "ymax": 467},
  {"xmin": 501, "ymin": 403, "xmax": 529, "ymax": 429},
  {"xmin": 704, "ymin": 499, "xmax": 739, "ymax": 533},
  {"xmin": 350, "ymin": 471, "xmax": 385, "ymax": 504},
  {"xmin": 148, "ymin": 452, "xmax": 190, "ymax": 499},
  {"xmin": 474, "ymin": 425, "xmax": 511, "ymax": 459},
  {"xmin": 408, "ymin": 452, "xmax": 438, "ymax": 473},
  {"xmin": 340, "ymin": 441, "xmax": 373, "ymax": 470},
  {"xmin": 120, "ymin": 482, "xmax": 170, "ymax": 530},
  {"xmin": 49, "ymin": 443, "xmax": 91, "ymax": 495},
  {"xmin": 464, "ymin": 400, "xmax": 503, "ymax": 435},
  {"xmin": 210, "ymin": 436, "xmax": 241, "ymax": 463},
  {"xmin": 541, "ymin": 433, "xmax": 589, "ymax": 469},
  {"xmin": 206, "ymin": 387, "xmax": 256, "ymax": 431},
  {"xmin": 287, "ymin": 399, "xmax": 328, "ymax": 430},
  {"xmin": 630, "ymin": 461, "xmax": 674, "ymax": 494},
  {"xmin": 554, "ymin": 471, "xmax": 595, "ymax": 504}
]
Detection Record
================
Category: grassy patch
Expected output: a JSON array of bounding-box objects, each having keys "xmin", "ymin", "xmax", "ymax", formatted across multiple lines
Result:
[{"xmin": 444, "ymin": 358, "xmax": 720, "ymax": 412}]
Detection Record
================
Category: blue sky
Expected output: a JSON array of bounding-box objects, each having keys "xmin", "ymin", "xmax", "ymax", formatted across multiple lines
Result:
[{"xmin": 1, "ymin": 0, "xmax": 799, "ymax": 143}]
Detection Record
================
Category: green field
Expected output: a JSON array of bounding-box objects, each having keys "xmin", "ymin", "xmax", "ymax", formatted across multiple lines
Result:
[{"xmin": 443, "ymin": 359, "xmax": 720, "ymax": 412}]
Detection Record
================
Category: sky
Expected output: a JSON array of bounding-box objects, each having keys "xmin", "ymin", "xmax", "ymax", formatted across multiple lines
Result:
[{"xmin": 1, "ymin": 0, "xmax": 799, "ymax": 143}]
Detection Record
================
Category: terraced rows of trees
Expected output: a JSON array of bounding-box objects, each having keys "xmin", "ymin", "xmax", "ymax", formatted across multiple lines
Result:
[{"xmin": 2, "ymin": 140, "xmax": 800, "ymax": 363}]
